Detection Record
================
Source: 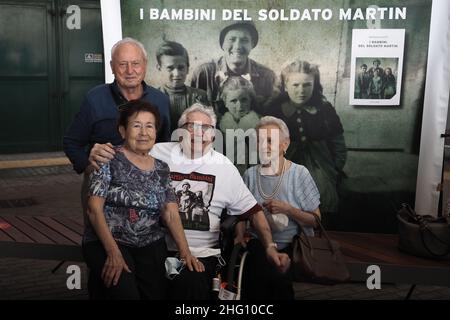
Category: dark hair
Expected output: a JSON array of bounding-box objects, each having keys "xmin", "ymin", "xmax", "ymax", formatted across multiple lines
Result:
[
  {"xmin": 361, "ymin": 64, "xmax": 368, "ymax": 68},
  {"xmin": 280, "ymin": 59, "xmax": 326, "ymax": 106},
  {"xmin": 156, "ymin": 41, "xmax": 190, "ymax": 68},
  {"xmin": 118, "ymin": 100, "xmax": 161, "ymax": 131}
]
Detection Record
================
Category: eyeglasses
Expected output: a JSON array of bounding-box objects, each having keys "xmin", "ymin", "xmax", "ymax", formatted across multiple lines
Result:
[
  {"xmin": 130, "ymin": 122, "xmax": 155, "ymax": 131},
  {"xmin": 182, "ymin": 122, "xmax": 215, "ymax": 132}
]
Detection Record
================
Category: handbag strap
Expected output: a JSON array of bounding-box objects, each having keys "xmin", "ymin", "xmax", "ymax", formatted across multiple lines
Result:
[
  {"xmin": 402, "ymin": 203, "xmax": 450, "ymax": 226},
  {"xmin": 420, "ymin": 220, "xmax": 450, "ymax": 246},
  {"xmin": 401, "ymin": 203, "xmax": 420, "ymax": 222},
  {"xmin": 297, "ymin": 211, "xmax": 337, "ymax": 254},
  {"xmin": 400, "ymin": 203, "xmax": 450, "ymax": 257},
  {"xmin": 419, "ymin": 219, "xmax": 450, "ymax": 257},
  {"xmin": 420, "ymin": 229, "xmax": 450, "ymax": 257}
]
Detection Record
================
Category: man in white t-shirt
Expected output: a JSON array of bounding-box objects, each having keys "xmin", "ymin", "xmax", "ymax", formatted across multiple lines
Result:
[{"xmin": 89, "ymin": 103, "xmax": 290, "ymax": 299}]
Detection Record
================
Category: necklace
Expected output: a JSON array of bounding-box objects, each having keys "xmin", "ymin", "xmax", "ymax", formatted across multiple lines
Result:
[{"xmin": 256, "ymin": 157, "xmax": 286, "ymax": 200}]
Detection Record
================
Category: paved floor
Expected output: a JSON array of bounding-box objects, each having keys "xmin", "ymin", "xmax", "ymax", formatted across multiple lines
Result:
[{"xmin": 0, "ymin": 153, "xmax": 449, "ymax": 300}]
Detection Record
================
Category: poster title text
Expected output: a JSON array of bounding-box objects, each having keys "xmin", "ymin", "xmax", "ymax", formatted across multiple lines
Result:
[{"xmin": 140, "ymin": 7, "xmax": 407, "ymax": 21}]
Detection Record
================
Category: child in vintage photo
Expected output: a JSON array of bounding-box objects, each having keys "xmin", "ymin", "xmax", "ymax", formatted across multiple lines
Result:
[
  {"xmin": 267, "ymin": 59, "xmax": 347, "ymax": 226},
  {"xmin": 156, "ymin": 40, "xmax": 209, "ymax": 132},
  {"xmin": 218, "ymin": 76, "xmax": 260, "ymax": 174},
  {"xmin": 355, "ymin": 63, "xmax": 370, "ymax": 99},
  {"xmin": 218, "ymin": 76, "xmax": 260, "ymax": 133}
]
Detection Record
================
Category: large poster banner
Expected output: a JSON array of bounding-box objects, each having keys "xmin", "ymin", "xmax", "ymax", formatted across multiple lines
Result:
[{"xmin": 101, "ymin": 0, "xmax": 449, "ymax": 232}]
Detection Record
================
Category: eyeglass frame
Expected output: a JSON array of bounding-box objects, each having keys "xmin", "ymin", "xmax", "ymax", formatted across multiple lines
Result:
[{"xmin": 181, "ymin": 122, "xmax": 215, "ymax": 132}]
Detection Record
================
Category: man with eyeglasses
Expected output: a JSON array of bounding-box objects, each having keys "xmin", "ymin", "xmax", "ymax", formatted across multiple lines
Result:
[{"xmin": 89, "ymin": 103, "xmax": 290, "ymax": 299}]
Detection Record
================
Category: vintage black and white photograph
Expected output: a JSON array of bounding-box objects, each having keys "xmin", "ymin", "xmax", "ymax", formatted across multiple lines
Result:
[
  {"xmin": 354, "ymin": 57, "xmax": 399, "ymax": 100},
  {"xmin": 173, "ymin": 178, "xmax": 212, "ymax": 231}
]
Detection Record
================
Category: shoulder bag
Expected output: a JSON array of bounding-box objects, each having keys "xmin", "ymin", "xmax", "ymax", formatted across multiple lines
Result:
[
  {"xmin": 292, "ymin": 213, "xmax": 350, "ymax": 284},
  {"xmin": 397, "ymin": 203, "xmax": 450, "ymax": 260}
]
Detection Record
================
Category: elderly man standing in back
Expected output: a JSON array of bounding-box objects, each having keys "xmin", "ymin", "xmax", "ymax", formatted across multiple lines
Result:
[
  {"xmin": 190, "ymin": 21, "xmax": 276, "ymax": 116},
  {"xmin": 63, "ymin": 37, "xmax": 170, "ymax": 176}
]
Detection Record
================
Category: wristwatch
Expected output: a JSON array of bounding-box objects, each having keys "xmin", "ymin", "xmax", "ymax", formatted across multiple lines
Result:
[{"xmin": 266, "ymin": 242, "xmax": 278, "ymax": 250}]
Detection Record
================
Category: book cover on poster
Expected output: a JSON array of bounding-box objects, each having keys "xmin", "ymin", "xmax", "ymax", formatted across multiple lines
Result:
[{"xmin": 350, "ymin": 28, "xmax": 405, "ymax": 106}]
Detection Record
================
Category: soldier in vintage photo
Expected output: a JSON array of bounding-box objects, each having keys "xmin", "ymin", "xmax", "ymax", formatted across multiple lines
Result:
[
  {"xmin": 190, "ymin": 21, "xmax": 276, "ymax": 116},
  {"xmin": 176, "ymin": 182, "xmax": 196, "ymax": 221}
]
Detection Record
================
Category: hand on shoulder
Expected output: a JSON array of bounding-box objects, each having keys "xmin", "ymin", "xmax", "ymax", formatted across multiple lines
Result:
[{"xmin": 89, "ymin": 142, "xmax": 115, "ymax": 170}]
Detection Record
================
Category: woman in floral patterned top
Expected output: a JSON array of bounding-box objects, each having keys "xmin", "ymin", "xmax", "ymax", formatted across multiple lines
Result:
[{"xmin": 82, "ymin": 100, "xmax": 202, "ymax": 299}]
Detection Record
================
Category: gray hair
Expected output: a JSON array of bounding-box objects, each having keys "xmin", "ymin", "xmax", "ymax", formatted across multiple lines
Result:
[
  {"xmin": 111, "ymin": 37, "xmax": 148, "ymax": 62},
  {"xmin": 256, "ymin": 116, "xmax": 290, "ymax": 140},
  {"xmin": 178, "ymin": 103, "xmax": 217, "ymax": 128}
]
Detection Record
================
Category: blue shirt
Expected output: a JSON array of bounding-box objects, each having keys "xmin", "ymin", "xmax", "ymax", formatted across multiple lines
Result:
[
  {"xmin": 243, "ymin": 163, "xmax": 320, "ymax": 249},
  {"xmin": 63, "ymin": 81, "xmax": 170, "ymax": 174}
]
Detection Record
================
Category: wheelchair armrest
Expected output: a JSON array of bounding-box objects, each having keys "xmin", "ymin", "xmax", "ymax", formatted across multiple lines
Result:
[
  {"xmin": 219, "ymin": 215, "xmax": 241, "ymax": 260},
  {"xmin": 225, "ymin": 242, "xmax": 243, "ymax": 291},
  {"xmin": 220, "ymin": 215, "xmax": 240, "ymax": 238}
]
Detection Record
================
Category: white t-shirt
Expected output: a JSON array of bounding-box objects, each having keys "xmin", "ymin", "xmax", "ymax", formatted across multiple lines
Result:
[{"xmin": 150, "ymin": 142, "xmax": 258, "ymax": 257}]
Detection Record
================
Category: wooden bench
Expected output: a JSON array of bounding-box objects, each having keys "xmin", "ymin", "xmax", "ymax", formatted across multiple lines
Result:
[
  {"xmin": 0, "ymin": 215, "xmax": 83, "ymax": 262},
  {"xmin": 328, "ymin": 231, "xmax": 450, "ymax": 298}
]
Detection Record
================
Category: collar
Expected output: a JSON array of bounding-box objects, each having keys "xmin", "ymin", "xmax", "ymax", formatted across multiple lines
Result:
[
  {"xmin": 177, "ymin": 142, "xmax": 214, "ymax": 163},
  {"xmin": 161, "ymin": 84, "xmax": 187, "ymax": 95},
  {"xmin": 214, "ymin": 56, "xmax": 260, "ymax": 87},
  {"xmin": 110, "ymin": 80, "xmax": 149, "ymax": 102}
]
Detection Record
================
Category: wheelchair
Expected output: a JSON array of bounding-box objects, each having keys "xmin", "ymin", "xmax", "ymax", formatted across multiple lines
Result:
[
  {"xmin": 217, "ymin": 214, "xmax": 249, "ymax": 300},
  {"xmin": 218, "ymin": 212, "xmax": 297, "ymax": 301}
]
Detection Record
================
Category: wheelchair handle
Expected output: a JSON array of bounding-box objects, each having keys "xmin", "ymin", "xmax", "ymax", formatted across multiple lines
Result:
[{"xmin": 225, "ymin": 243, "xmax": 243, "ymax": 291}]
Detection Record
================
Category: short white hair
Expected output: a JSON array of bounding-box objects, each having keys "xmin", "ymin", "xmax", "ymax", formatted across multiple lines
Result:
[
  {"xmin": 256, "ymin": 116, "xmax": 290, "ymax": 140},
  {"xmin": 111, "ymin": 37, "xmax": 148, "ymax": 62},
  {"xmin": 178, "ymin": 103, "xmax": 217, "ymax": 128}
]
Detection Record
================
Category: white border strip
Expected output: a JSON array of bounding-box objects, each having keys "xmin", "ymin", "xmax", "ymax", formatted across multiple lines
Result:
[
  {"xmin": 415, "ymin": 0, "xmax": 450, "ymax": 215},
  {"xmin": 100, "ymin": 0, "xmax": 122, "ymax": 83}
]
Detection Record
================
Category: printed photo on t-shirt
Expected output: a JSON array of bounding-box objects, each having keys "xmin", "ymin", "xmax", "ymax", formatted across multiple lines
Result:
[{"xmin": 170, "ymin": 171, "xmax": 216, "ymax": 231}]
